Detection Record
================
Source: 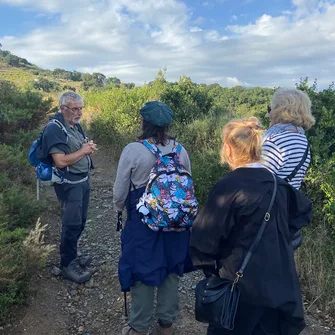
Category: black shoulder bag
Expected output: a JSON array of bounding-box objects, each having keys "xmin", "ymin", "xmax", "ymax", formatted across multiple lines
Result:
[
  {"xmin": 284, "ymin": 143, "xmax": 309, "ymax": 250},
  {"xmin": 195, "ymin": 172, "xmax": 277, "ymax": 330},
  {"xmin": 284, "ymin": 143, "xmax": 310, "ymax": 182}
]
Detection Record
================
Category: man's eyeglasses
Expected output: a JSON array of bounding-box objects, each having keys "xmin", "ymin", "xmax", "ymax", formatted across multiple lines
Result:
[{"xmin": 62, "ymin": 105, "xmax": 83, "ymax": 113}]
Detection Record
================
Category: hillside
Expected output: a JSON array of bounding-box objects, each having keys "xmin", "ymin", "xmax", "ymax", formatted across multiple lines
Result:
[
  {"xmin": 0, "ymin": 50, "xmax": 130, "ymax": 95},
  {"xmin": 0, "ymin": 59, "xmax": 82, "ymax": 93}
]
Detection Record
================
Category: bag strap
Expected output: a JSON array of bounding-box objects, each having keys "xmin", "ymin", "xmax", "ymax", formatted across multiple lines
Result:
[
  {"xmin": 47, "ymin": 119, "xmax": 68, "ymax": 144},
  {"xmin": 236, "ymin": 172, "xmax": 277, "ymax": 279},
  {"xmin": 51, "ymin": 119, "xmax": 68, "ymax": 134},
  {"xmin": 140, "ymin": 140, "xmax": 163, "ymax": 159},
  {"xmin": 172, "ymin": 141, "xmax": 182, "ymax": 158},
  {"xmin": 47, "ymin": 120, "xmax": 69, "ymax": 172},
  {"xmin": 284, "ymin": 143, "xmax": 310, "ymax": 182}
]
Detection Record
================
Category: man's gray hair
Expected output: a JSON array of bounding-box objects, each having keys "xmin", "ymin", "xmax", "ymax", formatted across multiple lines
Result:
[{"xmin": 59, "ymin": 91, "xmax": 83, "ymax": 107}]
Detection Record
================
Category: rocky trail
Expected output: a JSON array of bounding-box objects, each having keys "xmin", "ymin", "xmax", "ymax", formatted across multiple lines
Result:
[{"xmin": 1, "ymin": 145, "xmax": 334, "ymax": 335}]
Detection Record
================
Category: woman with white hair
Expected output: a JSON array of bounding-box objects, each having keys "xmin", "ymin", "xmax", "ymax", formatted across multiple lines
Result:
[
  {"xmin": 263, "ymin": 88, "xmax": 315, "ymax": 189},
  {"xmin": 262, "ymin": 89, "xmax": 315, "ymax": 249}
]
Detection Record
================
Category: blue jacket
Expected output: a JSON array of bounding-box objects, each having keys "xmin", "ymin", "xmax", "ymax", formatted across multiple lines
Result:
[{"xmin": 118, "ymin": 186, "xmax": 194, "ymax": 292}]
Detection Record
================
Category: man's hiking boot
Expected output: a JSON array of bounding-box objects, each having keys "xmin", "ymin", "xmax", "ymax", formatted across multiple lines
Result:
[
  {"xmin": 62, "ymin": 259, "xmax": 91, "ymax": 283},
  {"xmin": 78, "ymin": 254, "xmax": 92, "ymax": 268},
  {"xmin": 121, "ymin": 325, "xmax": 147, "ymax": 335}
]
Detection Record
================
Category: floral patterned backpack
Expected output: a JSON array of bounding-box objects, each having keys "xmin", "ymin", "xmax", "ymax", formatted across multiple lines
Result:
[{"xmin": 136, "ymin": 140, "xmax": 198, "ymax": 232}]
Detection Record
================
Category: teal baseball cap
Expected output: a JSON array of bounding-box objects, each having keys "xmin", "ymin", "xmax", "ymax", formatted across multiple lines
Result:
[{"xmin": 139, "ymin": 101, "xmax": 173, "ymax": 127}]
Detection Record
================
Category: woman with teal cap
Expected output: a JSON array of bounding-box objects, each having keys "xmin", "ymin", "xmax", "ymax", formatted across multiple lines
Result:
[{"xmin": 113, "ymin": 101, "xmax": 194, "ymax": 335}]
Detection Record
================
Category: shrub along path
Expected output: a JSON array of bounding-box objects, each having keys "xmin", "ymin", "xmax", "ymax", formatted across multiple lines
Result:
[{"xmin": 1, "ymin": 145, "xmax": 334, "ymax": 335}]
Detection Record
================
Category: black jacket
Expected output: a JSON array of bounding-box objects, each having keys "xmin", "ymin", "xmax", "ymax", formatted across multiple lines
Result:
[{"xmin": 189, "ymin": 167, "xmax": 312, "ymax": 335}]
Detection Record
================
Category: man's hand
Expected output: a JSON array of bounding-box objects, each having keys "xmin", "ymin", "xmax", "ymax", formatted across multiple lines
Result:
[
  {"xmin": 81, "ymin": 141, "xmax": 98, "ymax": 155},
  {"xmin": 52, "ymin": 140, "xmax": 98, "ymax": 169},
  {"xmin": 88, "ymin": 140, "xmax": 98, "ymax": 152}
]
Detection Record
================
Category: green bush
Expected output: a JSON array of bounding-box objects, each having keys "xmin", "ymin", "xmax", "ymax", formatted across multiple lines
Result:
[
  {"xmin": 0, "ymin": 220, "xmax": 54, "ymax": 322},
  {"xmin": 0, "ymin": 80, "xmax": 51, "ymax": 143},
  {"xmin": 0, "ymin": 80, "xmax": 52, "ymax": 323},
  {"xmin": 32, "ymin": 77, "xmax": 60, "ymax": 92}
]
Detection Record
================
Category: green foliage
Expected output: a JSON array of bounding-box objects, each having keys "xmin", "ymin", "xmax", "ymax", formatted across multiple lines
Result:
[
  {"xmin": 105, "ymin": 77, "xmax": 121, "ymax": 88},
  {"xmin": 62, "ymin": 84, "xmax": 76, "ymax": 92},
  {"xmin": 32, "ymin": 77, "xmax": 60, "ymax": 92},
  {"xmin": 161, "ymin": 76, "xmax": 213, "ymax": 124},
  {"xmin": 81, "ymin": 72, "xmax": 107, "ymax": 90},
  {"xmin": 1, "ymin": 185, "xmax": 42, "ymax": 230},
  {"xmin": 70, "ymin": 71, "xmax": 82, "ymax": 82},
  {"xmin": 0, "ymin": 80, "xmax": 51, "ymax": 143},
  {"xmin": 0, "ymin": 80, "xmax": 49, "ymax": 323},
  {"xmin": 83, "ymin": 76, "xmax": 167, "ymax": 141},
  {"xmin": 52, "ymin": 68, "xmax": 82, "ymax": 82},
  {"xmin": 0, "ymin": 50, "xmax": 32, "ymax": 68},
  {"xmin": 0, "ymin": 219, "xmax": 54, "ymax": 322}
]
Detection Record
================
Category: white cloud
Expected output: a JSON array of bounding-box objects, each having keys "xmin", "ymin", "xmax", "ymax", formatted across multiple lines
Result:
[
  {"xmin": 0, "ymin": 0, "xmax": 88, "ymax": 12},
  {"xmin": 0, "ymin": 0, "xmax": 335, "ymax": 88},
  {"xmin": 292, "ymin": 0, "xmax": 320, "ymax": 16},
  {"xmin": 205, "ymin": 30, "xmax": 229, "ymax": 42}
]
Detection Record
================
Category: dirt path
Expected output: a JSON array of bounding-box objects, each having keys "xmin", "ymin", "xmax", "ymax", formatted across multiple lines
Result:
[{"xmin": 1, "ymin": 145, "xmax": 334, "ymax": 335}]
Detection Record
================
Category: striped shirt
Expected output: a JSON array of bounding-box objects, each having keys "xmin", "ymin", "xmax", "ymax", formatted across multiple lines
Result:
[{"xmin": 262, "ymin": 131, "xmax": 311, "ymax": 190}]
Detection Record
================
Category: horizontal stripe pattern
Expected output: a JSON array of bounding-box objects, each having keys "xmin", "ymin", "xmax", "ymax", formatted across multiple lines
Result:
[{"xmin": 262, "ymin": 132, "xmax": 311, "ymax": 190}]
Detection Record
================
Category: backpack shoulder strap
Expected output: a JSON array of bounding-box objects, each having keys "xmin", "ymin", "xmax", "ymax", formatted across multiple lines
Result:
[
  {"xmin": 75, "ymin": 123, "xmax": 88, "ymax": 141},
  {"xmin": 49, "ymin": 119, "xmax": 68, "ymax": 143},
  {"xmin": 285, "ymin": 143, "xmax": 310, "ymax": 182},
  {"xmin": 140, "ymin": 140, "xmax": 163, "ymax": 159},
  {"xmin": 171, "ymin": 141, "xmax": 183, "ymax": 163},
  {"xmin": 172, "ymin": 141, "xmax": 182, "ymax": 156}
]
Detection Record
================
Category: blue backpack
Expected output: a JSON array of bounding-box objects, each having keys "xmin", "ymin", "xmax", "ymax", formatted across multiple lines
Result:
[
  {"xmin": 28, "ymin": 119, "xmax": 68, "ymax": 184},
  {"xmin": 136, "ymin": 140, "xmax": 198, "ymax": 232}
]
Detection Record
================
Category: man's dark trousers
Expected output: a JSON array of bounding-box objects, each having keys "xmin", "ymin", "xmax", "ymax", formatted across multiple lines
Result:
[{"xmin": 55, "ymin": 179, "xmax": 90, "ymax": 267}]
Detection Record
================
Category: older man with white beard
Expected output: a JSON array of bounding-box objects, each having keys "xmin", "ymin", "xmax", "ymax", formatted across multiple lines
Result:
[{"xmin": 38, "ymin": 91, "xmax": 97, "ymax": 283}]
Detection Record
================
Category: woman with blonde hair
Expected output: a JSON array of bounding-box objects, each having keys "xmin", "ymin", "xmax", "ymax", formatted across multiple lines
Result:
[
  {"xmin": 190, "ymin": 117, "xmax": 312, "ymax": 335},
  {"xmin": 263, "ymin": 88, "xmax": 315, "ymax": 249}
]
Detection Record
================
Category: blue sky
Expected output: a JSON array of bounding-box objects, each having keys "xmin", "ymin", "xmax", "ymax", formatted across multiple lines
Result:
[
  {"xmin": 0, "ymin": 0, "xmax": 334, "ymax": 88},
  {"xmin": 0, "ymin": 4, "xmax": 60, "ymax": 35}
]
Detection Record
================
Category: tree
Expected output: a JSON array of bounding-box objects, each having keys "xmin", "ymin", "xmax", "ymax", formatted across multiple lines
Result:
[
  {"xmin": 92, "ymin": 72, "xmax": 106, "ymax": 87},
  {"xmin": 32, "ymin": 78, "xmax": 60, "ymax": 92},
  {"xmin": 105, "ymin": 76, "xmax": 121, "ymax": 87},
  {"xmin": 124, "ymin": 82, "xmax": 135, "ymax": 89},
  {"xmin": 81, "ymin": 72, "xmax": 106, "ymax": 90},
  {"xmin": 5, "ymin": 54, "xmax": 20, "ymax": 67},
  {"xmin": 53, "ymin": 68, "xmax": 72, "ymax": 80},
  {"xmin": 161, "ymin": 76, "xmax": 213, "ymax": 123},
  {"xmin": 70, "ymin": 71, "xmax": 82, "ymax": 82}
]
